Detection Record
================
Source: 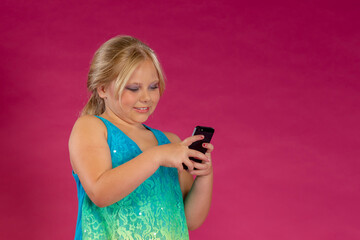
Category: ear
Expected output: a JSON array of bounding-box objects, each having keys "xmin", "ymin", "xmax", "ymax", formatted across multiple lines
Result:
[{"xmin": 97, "ymin": 85, "xmax": 107, "ymax": 99}]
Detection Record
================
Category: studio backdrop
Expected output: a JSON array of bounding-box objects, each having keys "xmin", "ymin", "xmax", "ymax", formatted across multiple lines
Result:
[{"xmin": 0, "ymin": 1, "xmax": 359, "ymax": 239}]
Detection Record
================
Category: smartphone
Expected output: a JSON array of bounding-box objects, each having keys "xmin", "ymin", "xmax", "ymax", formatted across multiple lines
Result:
[{"xmin": 183, "ymin": 126, "xmax": 215, "ymax": 170}]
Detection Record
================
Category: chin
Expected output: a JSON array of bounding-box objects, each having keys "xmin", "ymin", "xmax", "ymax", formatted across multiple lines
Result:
[
  {"xmin": 134, "ymin": 115, "xmax": 151, "ymax": 123},
  {"xmin": 134, "ymin": 110, "xmax": 154, "ymax": 123}
]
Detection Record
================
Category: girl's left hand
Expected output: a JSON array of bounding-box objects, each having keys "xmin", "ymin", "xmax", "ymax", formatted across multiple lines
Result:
[{"xmin": 188, "ymin": 143, "xmax": 214, "ymax": 176}]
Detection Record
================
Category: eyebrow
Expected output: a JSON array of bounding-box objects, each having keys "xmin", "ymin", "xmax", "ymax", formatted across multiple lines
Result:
[{"xmin": 126, "ymin": 80, "xmax": 159, "ymax": 85}]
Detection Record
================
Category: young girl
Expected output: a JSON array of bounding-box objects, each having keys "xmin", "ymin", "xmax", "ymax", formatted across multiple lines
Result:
[{"xmin": 69, "ymin": 36, "xmax": 214, "ymax": 239}]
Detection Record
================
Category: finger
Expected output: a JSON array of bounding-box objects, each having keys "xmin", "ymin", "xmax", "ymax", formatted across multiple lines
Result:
[
  {"xmin": 189, "ymin": 168, "xmax": 212, "ymax": 176},
  {"xmin": 202, "ymin": 143, "xmax": 214, "ymax": 153},
  {"xmin": 182, "ymin": 135, "xmax": 204, "ymax": 147},
  {"xmin": 192, "ymin": 161, "xmax": 209, "ymax": 170},
  {"xmin": 183, "ymin": 158, "xmax": 194, "ymax": 171},
  {"xmin": 188, "ymin": 149, "xmax": 209, "ymax": 162}
]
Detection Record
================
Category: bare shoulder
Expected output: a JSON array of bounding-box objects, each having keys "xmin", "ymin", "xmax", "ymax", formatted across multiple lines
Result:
[
  {"xmin": 69, "ymin": 115, "xmax": 110, "ymax": 174},
  {"xmin": 163, "ymin": 132, "xmax": 181, "ymax": 143},
  {"xmin": 71, "ymin": 115, "xmax": 106, "ymax": 134},
  {"xmin": 69, "ymin": 115, "xmax": 107, "ymax": 147},
  {"xmin": 73, "ymin": 115, "xmax": 105, "ymax": 129}
]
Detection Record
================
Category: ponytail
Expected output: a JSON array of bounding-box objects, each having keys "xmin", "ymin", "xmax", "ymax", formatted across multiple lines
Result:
[{"xmin": 81, "ymin": 92, "xmax": 105, "ymax": 116}]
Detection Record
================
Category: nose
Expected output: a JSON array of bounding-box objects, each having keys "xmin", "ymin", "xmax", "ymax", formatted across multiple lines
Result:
[{"xmin": 139, "ymin": 89, "xmax": 151, "ymax": 103}]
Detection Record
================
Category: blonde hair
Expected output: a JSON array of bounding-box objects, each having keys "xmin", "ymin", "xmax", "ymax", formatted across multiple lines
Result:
[{"xmin": 81, "ymin": 35, "xmax": 165, "ymax": 116}]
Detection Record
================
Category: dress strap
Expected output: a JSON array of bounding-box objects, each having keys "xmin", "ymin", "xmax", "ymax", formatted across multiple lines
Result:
[
  {"xmin": 143, "ymin": 125, "xmax": 171, "ymax": 145},
  {"xmin": 94, "ymin": 115, "xmax": 113, "ymax": 144}
]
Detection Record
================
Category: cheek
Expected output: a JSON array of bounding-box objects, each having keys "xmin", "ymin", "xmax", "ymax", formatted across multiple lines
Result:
[
  {"xmin": 151, "ymin": 91, "xmax": 161, "ymax": 104},
  {"xmin": 120, "ymin": 92, "xmax": 137, "ymax": 108}
]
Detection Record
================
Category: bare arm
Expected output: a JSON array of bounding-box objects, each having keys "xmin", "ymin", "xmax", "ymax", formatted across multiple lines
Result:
[
  {"xmin": 165, "ymin": 132, "xmax": 214, "ymax": 231},
  {"xmin": 69, "ymin": 115, "xmax": 161, "ymax": 207},
  {"xmin": 69, "ymin": 116, "xmax": 208, "ymax": 208}
]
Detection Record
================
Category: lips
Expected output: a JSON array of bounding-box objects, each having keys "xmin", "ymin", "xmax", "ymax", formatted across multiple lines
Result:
[{"xmin": 134, "ymin": 107, "xmax": 150, "ymax": 113}]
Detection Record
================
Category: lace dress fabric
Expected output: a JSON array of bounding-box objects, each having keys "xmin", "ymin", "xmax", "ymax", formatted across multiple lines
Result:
[{"xmin": 73, "ymin": 116, "xmax": 189, "ymax": 240}]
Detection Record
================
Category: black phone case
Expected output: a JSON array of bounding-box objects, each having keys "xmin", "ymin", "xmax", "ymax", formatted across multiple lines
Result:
[{"xmin": 183, "ymin": 126, "xmax": 214, "ymax": 170}]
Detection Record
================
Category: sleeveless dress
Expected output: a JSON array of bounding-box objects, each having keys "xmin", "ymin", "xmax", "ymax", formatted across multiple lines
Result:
[{"xmin": 72, "ymin": 116, "xmax": 189, "ymax": 240}]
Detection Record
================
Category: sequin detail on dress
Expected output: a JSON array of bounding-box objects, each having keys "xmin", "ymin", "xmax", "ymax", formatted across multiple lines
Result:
[{"xmin": 73, "ymin": 116, "xmax": 189, "ymax": 240}]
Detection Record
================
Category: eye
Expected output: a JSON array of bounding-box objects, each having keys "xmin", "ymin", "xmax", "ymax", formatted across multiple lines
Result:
[
  {"xmin": 149, "ymin": 83, "xmax": 159, "ymax": 90},
  {"xmin": 125, "ymin": 86, "xmax": 139, "ymax": 92}
]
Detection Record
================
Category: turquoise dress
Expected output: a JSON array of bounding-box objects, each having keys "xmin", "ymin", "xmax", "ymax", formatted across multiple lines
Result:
[{"xmin": 73, "ymin": 116, "xmax": 189, "ymax": 239}]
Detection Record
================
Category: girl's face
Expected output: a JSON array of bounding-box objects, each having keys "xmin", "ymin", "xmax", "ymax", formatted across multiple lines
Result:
[{"xmin": 101, "ymin": 60, "xmax": 161, "ymax": 125}]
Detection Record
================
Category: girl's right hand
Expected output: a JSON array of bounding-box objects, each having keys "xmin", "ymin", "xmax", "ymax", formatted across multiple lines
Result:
[{"xmin": 154, "ymin": 135, "xmax": 210, "ymax": 172}]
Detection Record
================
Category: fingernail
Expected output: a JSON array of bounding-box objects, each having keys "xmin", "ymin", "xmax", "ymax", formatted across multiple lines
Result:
[{"xmin": 202, "ymin": 143, "xmax": 206, "ymax": 147}]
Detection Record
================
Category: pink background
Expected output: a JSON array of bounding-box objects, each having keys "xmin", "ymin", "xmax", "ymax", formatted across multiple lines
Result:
[{"xmin": 1, "ymin": 0, "xmax": 359, "ymax": 239}]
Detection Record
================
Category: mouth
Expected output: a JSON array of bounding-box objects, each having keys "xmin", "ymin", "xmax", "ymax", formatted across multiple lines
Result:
[{"xmin": 134, "ymin": 107, "xmax": 150, "ymax": 113}]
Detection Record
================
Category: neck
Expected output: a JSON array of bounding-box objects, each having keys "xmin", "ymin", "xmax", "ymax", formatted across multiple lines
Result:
[{"xmin": 100, "ymin": 109, "xmax": 146, "ymax": 130}]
